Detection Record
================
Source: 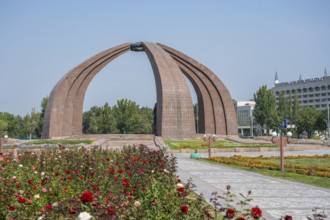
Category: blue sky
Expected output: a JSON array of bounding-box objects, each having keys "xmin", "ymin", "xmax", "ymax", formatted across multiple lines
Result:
[{"xmin": 1, "ymin": 0, "xmax": 330, "ymax": 116}]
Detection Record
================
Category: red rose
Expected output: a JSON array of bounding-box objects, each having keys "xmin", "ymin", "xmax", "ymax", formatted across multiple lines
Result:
[
  {"xmin": 142, "ymin": 159, "xmax": 147, "ymax": 164},
  {"xmin": 91, "ymin": 172, "xmax": 95, "ymax": 176},
  {"xmin": 181, "ymin": 205, "xmax": 189, "ymax": 213},
  {"xmin": 41, "ymin": 181, "xmax": 46, "ymax": 185},
  {"xmin": 28, "ymin": 180, "xmax": 33, "ymax": 184},
  {"xmin": 178, "ymin": 187, "xmax": 184, "ymax": 193},
  {"xmin": 118, "ymin": 169, "xmax": 123, "ymax": 174},
  {"xmin": 107, "ymin": 206, "xmax": 116, "ymax": 215},
  {"xmin": 284, "ymin": 215, "xmax": 292, "ymax": 220},
  {"xmin": 8, "ymin": 206, "xmax": 15, "ymax": 211},
  {"xmin": 65, "ymin": 170, "xmax": 71, "ymax": 174},
  {"xmin": 122, "ymin": 178, "xmax": 130, "ymax": 187},
  {"xmin": 80, "ymin": 191, "xmax": 93, "ymax": 203},
  {"xmin": 235, "ymin": 218, "xmax": 246, "ymax": 220},
  {"xmin": 226, "ymin": 208, "xmax": 236, "ymax": 218},
  {"xmin": 18, "ymin": 197, "xmax": 26, "ymax": 203},
  {"xmin": 251, "ymin": 206, "xmax": 262, "ymax": 218},
  {"xmin": 16, "ymin": 183, "xmax": 21, "ymax": 188},
  {"xmin": 45, "ymin": 204, "xmax": 52, "ymax": 210}
]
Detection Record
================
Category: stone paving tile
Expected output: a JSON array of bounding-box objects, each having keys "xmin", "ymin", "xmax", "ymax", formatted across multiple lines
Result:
[{"xmin": 175, "ymin": 154, "xmax": 330, "ymax": 220}]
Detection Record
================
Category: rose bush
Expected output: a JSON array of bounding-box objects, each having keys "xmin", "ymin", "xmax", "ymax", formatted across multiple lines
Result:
[{"xmin": 0, "ymin": 146, "xmax": 212, "ymax": 219}]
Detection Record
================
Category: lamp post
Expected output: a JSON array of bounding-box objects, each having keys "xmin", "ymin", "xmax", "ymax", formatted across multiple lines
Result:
[
  {"xmin": 0, "ymin": 135, "xmax": 8, "ymax": 153},
  {"xmin": 203, "ymin": 134, "xmax": 216, "ymax": 158},
  {"xmin": 271, "ymin": 131, "xmax": 292, "ymax": 172}
]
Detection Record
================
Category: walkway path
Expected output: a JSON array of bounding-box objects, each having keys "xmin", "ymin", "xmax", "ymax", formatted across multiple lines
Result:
[{"xmin": 174, "ymin": 150, "xmax": 330, "ymax": 220}]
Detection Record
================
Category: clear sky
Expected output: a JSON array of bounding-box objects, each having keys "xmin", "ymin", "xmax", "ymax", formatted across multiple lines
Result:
[{"xmin": 1, "ymin": 0, "xmax": 330, "ymax": 116}]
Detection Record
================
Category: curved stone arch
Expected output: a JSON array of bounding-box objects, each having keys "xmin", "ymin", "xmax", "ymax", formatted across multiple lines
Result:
[
  {"xmin": 42, "ymin": 43, "xmax": 131, "ymax": 138},
  {"xmin": 42, "ymin": 42, "xmax": 237, "ymax": 139},
  {"xmin": 158, "ymin": 43, "xmax": 237, "ymax": 135}
]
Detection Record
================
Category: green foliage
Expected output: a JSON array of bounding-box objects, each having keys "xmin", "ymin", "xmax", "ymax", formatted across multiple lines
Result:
[
  {"xmin": 36, "ymin": 96, "xmax": 48, "ymax": 138},
  {"xmin": 296, "ymin": 106, "xmax": 325, "ymax": 138},
  {"xmin": 25, "ymin": 139, "xmax": 94, "ymax": 145},
  {"xmin": 253, "ymin": 85, "xmax": 278, "ymax": 132},
  {"xmin": 22, "ymin": 108, "xmax": 40, "ymax": 140},
  {"xmin": 83, "ymin": 99, "xmax": 154, "ymax": 134}
]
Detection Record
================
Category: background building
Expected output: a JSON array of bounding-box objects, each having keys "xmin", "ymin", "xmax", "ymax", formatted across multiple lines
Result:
[
  {"xmin": 234, "ymin": 100, "xmax": 256, "ymax": 137},
  {"xmin": 271, "ymin": 68, "xmax": 330, "ymax": 110}
]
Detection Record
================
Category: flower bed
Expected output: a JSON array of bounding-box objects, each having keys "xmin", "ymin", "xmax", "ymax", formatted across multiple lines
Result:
[
  {"xmin": 207, "ymin": 155, "xmax": 330, "ymax": 178},
  {"xmin": 0, "ymin": 146, "xmax": 212, "ymax": 219}
]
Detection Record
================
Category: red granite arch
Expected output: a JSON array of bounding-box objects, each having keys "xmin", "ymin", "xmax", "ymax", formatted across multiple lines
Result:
[{"xmin": 42, "ymin": 42, "xmax": 237, "ymax": 139}]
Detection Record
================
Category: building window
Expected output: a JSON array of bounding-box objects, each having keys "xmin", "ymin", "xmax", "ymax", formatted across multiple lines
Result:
[
  {"xmin": 309, "ymin": 100, "xmax": 314, "ymax": 103},
  {"xmin": 327, "ymin": 85, "xmax": 330, "ymax": 90},
  {"xmin": 315, "ymin": 86, "xmax": 320, "ymax": 91},
  {"xmin": 321, "ymin": 86, "xmax": 326, "ymax": 91},
  {"xmin": 309, "ymin": 87, "xmax": 314, "ymax": 92},
  {"xmin": 303, "ymin": 100, "xmax": 308, "ymax": 103},
  {"xmin": 321, "ymin": 104, "xmax": 327, "ymax": 107},
  {"xmin": 309, "ymin": 94, "xmax": 314, "ymax": 97},
  {"xmin": 297, "ymin": 89, "xmax": 302, "ymax": 93},
  {"xmin": 315, "ymin": 105, "xmax": 320, "ymax": 108},
  {"xmin": 303, "ymin": 95, "xmax": 308, "ymax": 98},
  {"xmin": 322, "ymin": 93, "xmax": 327, "ymax": 96},
  {"xmin": 286, "ymin": 90, "xmax": 290, "ymax": 95},
  {"xmin": 275, "ymin": 91, "xmax": 280, "ymax": 95},
  {"xmin": 315, "ymin": 94, "xmax": 320, "ymax": 97},
  {"xmin": 315, "ymin": 99, "xmax": 320, "ymax": 102},
  {"xmin": 303, "ymin": 88, "xmax": 308, "ymax": 93}
]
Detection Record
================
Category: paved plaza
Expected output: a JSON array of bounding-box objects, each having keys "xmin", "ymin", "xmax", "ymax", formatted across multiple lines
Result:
[{"xmin": 174, "ymin": 149, "xmax": 330, "ymax": 220}]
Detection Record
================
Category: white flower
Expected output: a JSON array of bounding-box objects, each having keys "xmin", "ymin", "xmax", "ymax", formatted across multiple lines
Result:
[
  {"xmin": 19, "ymin": 164, "xmax": 23, "ymax": 167},
  {"xmin": 41, "ymin": 172, "xmax": 45, "ymax": 176},
  {"xmin": 78, "ymin": 212, "xmax": 92, "ymax": 220},
  {"xmin": 19, "ymin": 190, "xmax": 24, "ymax": 194},
  {"xmin": 52, "ymin": 202, "xmax": 58, "ymax": 207},
  {"xmin": 34, "ymin": 194, "xmax": 40, "ymax": 199},
  {"xmin": 177, "ymin": 183, "xmax": 184, "ymax": 188},
  {"xmin": 12, "ymin": 176, "xmax": 16, "ymax": 180},
  {"xmin": 134, "ymin": 201, "xmax": 141, "ymax": 207},
  {"xmin": 34, "ymin": 171, "xmax": 38, "ymax": 174},
  {"xmin": 164, "ymin": 169, "xmax": 169, "ymax": 173},
  {"xmin": 37, "ymin": 216, "xmax": 43, "ymax": 220}
]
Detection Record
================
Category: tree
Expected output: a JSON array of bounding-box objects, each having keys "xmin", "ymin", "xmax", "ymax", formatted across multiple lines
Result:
[
  {"xmin": 36, "ymin": 96, "xmax": 48, "ymax": 137},
  {"xmin": 0, "ymin": 118, "xmax": 8, "ymax": 137},
  {"xmin": 22, "ymin": 108, "xmax": 40, "ymax": 139},
  {"xmin": 112, "ymin": 99, "xmax": 143, "ymax": 134},
  {"xmin": 296, "ymin": 106, "xmax": 321, "ymax": 138},
  {"xmin": 99, "ymin": 103, "xmax": 118, "ymax": 134},
  {"xmin": 253, "ymin": 86, "xmax": 278, "ymax": 134}
]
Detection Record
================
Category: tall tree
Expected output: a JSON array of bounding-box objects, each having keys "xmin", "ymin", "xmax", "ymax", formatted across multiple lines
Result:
[
  {"xmin": 112, "ymin": 99, "xmax": 142, "ymax": 134},
  {"xmin": 36, "ymin": 96, "xmax": 48, "ymax": 137},
  {"xmin": 253, "ymin": 85, "xmax": 278, "ymax": 134},
  {"xmin": 22, "ymin": 108, "xmax": 40, "ymax": 139},
  {"xmin": 99, "ymin": 103, "xmax": 118, "ymax": 134}
]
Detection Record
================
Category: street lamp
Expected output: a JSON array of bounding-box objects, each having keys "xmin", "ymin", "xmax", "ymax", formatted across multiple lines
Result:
[
  {"xmin": 203, "ymin": 134, "xmax": 216, "ymax": 158},
  {"xmin": 271, "ymin": 131, "xmax": 292, "ymax": 172},
  {"xmin": 0, "ymin": 135, "xmax": 9, "ymax": 152}
]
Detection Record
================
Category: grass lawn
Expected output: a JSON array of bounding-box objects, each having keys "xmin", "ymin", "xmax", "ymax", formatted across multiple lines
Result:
[
  {"xmin": 201, "ymin": 156, "xmax": 330, "ymax": 189},
  {"xmin": 165, "ymin": 139, "xmax": 276, "ymax": 150},
  {"xmin": 259, "ymin": 157, "xmax": 330, "ymax": 167},
  {"xmin": 24, "ymin": 139, "xmax": 94, "ymax": 145}
]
